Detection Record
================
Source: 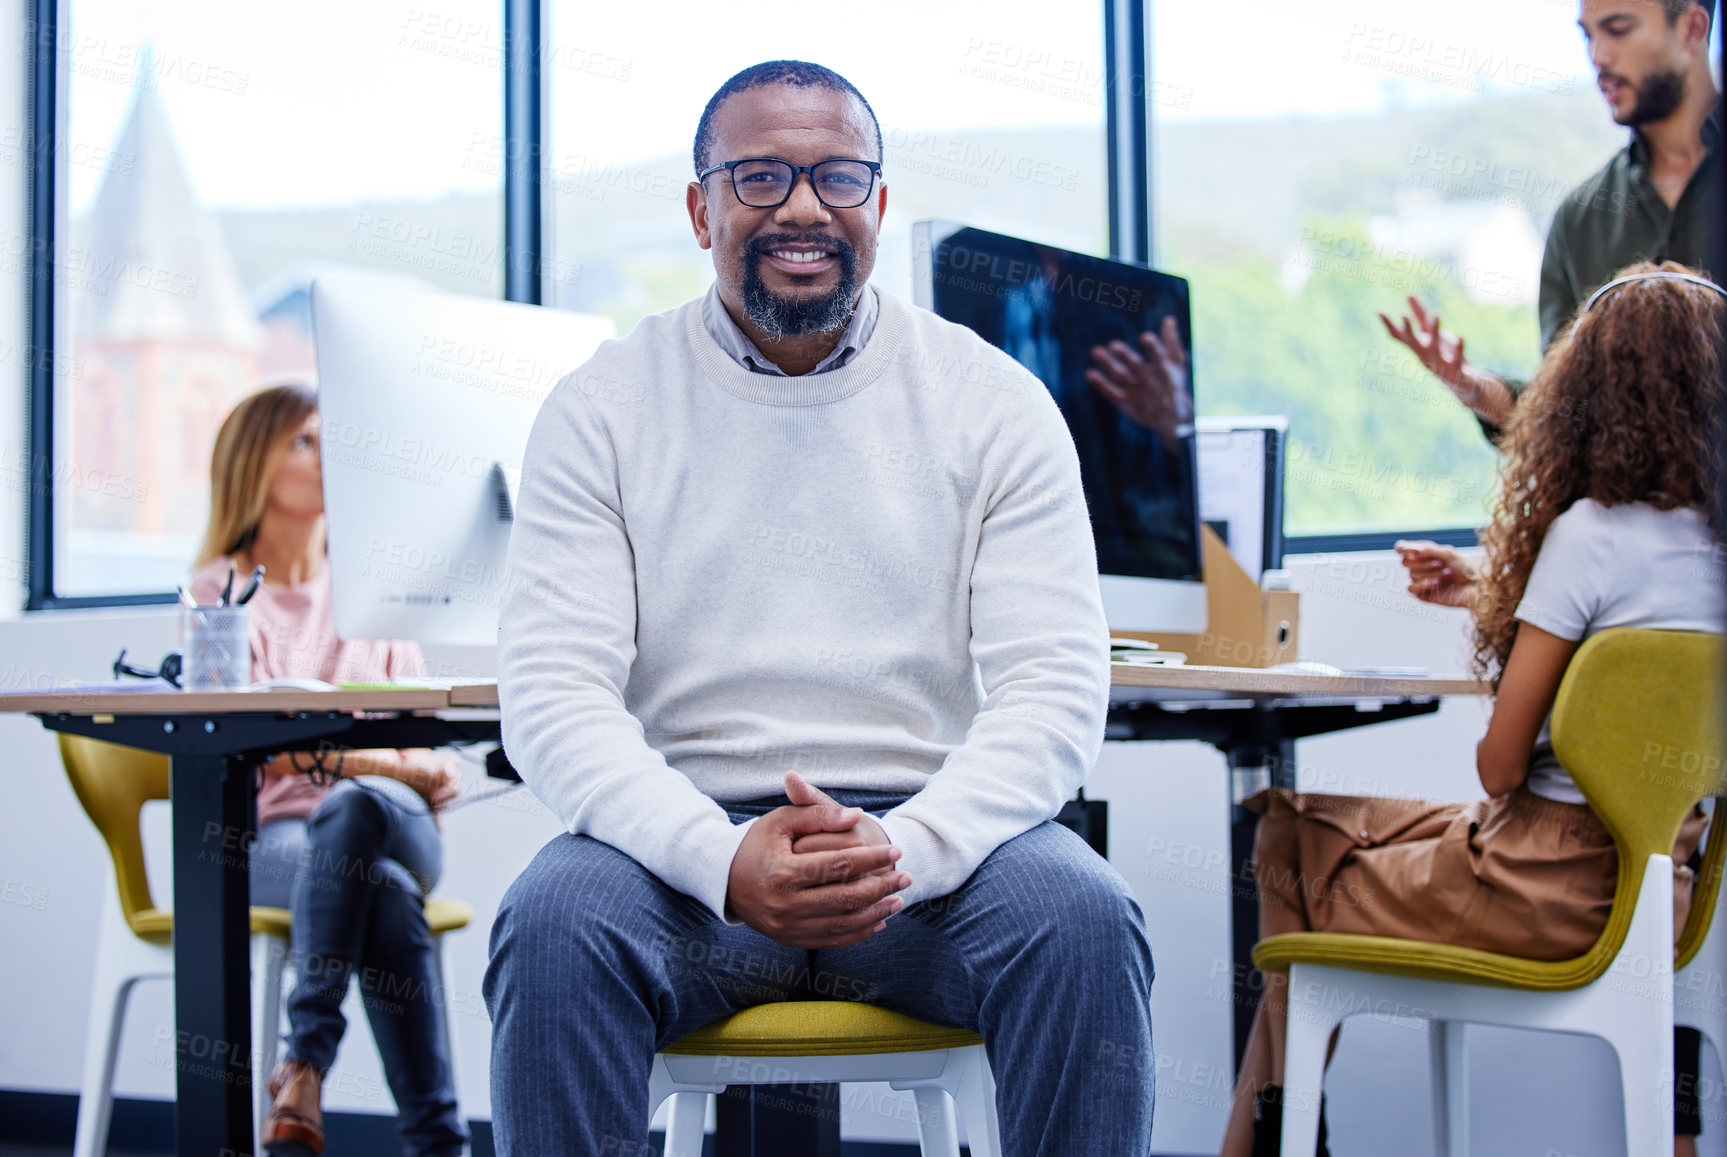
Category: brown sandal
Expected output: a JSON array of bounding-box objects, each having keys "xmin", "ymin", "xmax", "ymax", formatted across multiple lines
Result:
[{"xmin": 263, "ymin": 1058, "xmax": 325, "ymax": 1155}]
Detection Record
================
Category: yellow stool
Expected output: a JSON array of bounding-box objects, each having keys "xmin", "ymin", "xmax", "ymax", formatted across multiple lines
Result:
[
  {"xmin": 650, "ymin": 1001, "xmax": 1001, "ymax": 1156},
  {"xmin": 1253, "ymin": 628, "xmax": 1725, "ymax": 1156},
  {"xmin": 60, "ymin": 734, "xmax": 473, "ymax": 1156}
]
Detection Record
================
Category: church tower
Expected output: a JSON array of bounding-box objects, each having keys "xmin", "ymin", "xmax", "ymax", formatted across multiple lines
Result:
[{"xmin": 67, "ymin": 48, "xmax": 264, "ymax": 547}]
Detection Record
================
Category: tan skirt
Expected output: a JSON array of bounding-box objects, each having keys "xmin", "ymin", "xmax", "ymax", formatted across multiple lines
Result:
[{"xmin": 1245, "ymin": 786, "xmax": 1708, "ymax": 960}]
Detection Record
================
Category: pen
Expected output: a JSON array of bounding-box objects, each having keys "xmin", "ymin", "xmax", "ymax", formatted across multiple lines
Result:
[
  {"xmin": 234, "ymin": 564, "xmax": 265, "ymax": 606},
  {"xmin": 176, "ymin": 585, "xmax": 198, "ymax": 609},
  {"xmin": 217, "ymin": 564, "xmax": 235, "ymax": 607}
]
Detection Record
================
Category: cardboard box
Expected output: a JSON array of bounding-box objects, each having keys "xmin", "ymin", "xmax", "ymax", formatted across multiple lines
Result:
[{"xmin": 1114, "ymin": 525, "xmax": 1299, "ymax": 668}]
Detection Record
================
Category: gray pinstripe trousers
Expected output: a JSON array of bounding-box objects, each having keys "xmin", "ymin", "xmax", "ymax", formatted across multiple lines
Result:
[{"xmin": 483, "ymin": 790, "xmax": 1155, "ymax": 1156}]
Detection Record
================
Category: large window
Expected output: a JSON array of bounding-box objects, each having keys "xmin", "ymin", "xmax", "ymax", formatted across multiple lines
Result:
[
  {"xmin": 1152, "ymin": 1, "xmax": 1622, "ymax": 537},
  {"xmin": 47, "ymin": 0, "xmax": 502, "ymax": 599},
  {"xmin": 36, "ymin": 2, "xmax": 1640, "ymax": 604},
  {"xmin": 540, "ymin": 1, "xmax": 1108, "ymax": 333}
]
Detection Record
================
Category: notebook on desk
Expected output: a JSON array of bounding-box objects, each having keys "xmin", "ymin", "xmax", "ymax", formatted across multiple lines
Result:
[{"xmin": 1109, "ymin": 638, "xmax": 1188, "ymax": 667}]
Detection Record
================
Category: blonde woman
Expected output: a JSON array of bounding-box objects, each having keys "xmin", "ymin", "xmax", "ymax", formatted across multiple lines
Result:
[{"xmin": 191, "ymin": 382, "xmax": 465, "ymax": 1157}]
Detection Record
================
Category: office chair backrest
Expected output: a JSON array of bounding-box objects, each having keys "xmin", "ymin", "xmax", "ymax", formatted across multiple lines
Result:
[
  {"xmin": 59, "ymin": 734, "xmax": 170, "ymax": 936},
  {"xmin": 1552, "ymin": 628, "xmax": 1725, "ymax": 961}
]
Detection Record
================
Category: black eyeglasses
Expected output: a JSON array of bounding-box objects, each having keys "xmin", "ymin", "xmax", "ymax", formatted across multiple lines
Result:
[
  {"xmin": 113, "ymin": 647, "xmax": 183, "ymax": 689},
  {"xmin": 697, "ymin": 157, "xmax": 882, "ymax": 209}
]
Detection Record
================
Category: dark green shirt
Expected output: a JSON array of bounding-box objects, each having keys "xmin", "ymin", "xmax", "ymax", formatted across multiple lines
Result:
[
  {"xmin": 1483, "ymin": 107, "xmax": 1722, "ymax": 440},
  {"xmin": 1539, "ymin": 106, "xmax": 1722, "ymax": 349}
]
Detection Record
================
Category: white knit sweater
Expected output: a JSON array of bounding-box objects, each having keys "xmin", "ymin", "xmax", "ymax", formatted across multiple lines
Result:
[{"xmin": 498, "ymin": 288, "xmax": 1109, "ymax": 919}]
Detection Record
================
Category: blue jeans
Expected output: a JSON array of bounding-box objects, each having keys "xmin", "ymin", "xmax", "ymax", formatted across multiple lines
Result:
[
  {"xmin": 483, "ymin": 791, "xmax": 1155, "ymax": 1156},
  {"xmin": 252, "ymin": 778, "xmax": 468, "ymax": 1157}
]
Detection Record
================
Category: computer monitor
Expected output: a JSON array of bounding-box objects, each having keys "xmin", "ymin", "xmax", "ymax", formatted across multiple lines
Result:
[
  {"xmin": 312, "ymin": 277, "xmax": 616, "ymax": 646},
  {"xmin": 913, "ymin": 222, "xmax": 1205, "ymax": 632},
  {"xmin": 1196, "ymin": 416, "xmax": 1287, "ymax": 582}
]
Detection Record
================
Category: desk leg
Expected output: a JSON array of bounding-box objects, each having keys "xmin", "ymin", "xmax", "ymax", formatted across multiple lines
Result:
[
  {"xmin": 170, "ymin": 752, "xmax": 255, "ymax": 1156},
  {"xmin": 1225, "ymin": 736, "xmax": 1297, "ymax": 1072}
]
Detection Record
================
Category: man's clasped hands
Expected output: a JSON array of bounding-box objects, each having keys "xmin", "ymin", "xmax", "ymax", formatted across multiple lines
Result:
[{"xmin": 725, "ymin": 769, "xmax": 913, "ymax": 949}]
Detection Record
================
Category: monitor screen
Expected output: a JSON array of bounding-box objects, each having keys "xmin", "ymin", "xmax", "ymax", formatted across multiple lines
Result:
[
  {"xmin": 1197, "ymin": 416, "xmax": 1287, "ymax": 582},
  {"xmin": 314, "ymin": 277, "xmax": 616, "ymax": 647},
  {"xmin": 915, "ymin": 223, "xmax": 1202, "ymax": 593}
]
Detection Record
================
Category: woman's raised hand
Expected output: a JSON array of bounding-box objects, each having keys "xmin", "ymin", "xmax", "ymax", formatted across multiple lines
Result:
[{"xmin": 1395, "ymin": 540, "xmax": 1477, "ymax": 608}]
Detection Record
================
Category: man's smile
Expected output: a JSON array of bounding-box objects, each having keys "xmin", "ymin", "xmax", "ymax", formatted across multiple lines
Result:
[
  {"xmin": 750, "ymin": 237, "xmax": 846, "ymax": 280},
  {"xmin": 764, "ymin": 250, "xmax": 837, "ymax": 276}
]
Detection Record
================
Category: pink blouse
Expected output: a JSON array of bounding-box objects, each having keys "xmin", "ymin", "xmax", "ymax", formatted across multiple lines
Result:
[{"xmin": 189, "ymin": 556, "xmax": 425, "ymax": 825}]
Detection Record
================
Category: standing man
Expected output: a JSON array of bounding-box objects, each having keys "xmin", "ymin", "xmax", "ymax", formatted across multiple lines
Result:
[
  {"xmin": 1381, "ymin": 0, "xmax": 1720, "ymax": 441},
  {"xmin": 484, "ymin": 60, "xmax": 1154, "ymax": 1155}
]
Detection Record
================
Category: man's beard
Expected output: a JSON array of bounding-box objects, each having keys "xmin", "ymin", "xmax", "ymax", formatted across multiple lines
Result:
[
  {"xmin": 740, "ymin": 234, "xmax": 859, "ymax": 341},
  {"xmin": 1622, "ymin": 67, "xmax": 1686, "ymax": 126}
]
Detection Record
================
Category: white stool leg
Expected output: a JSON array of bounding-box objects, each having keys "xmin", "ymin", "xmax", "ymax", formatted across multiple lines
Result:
[
  {"xmin": 951, "ymin": 1045, "xmax": 1002, "ymax": 1157},
  {"xmin": 1279, "ymin": 967, "xmax": 1342, "ymax": 1157},
  {"xmin": 1429, "ymin": 1020, "xmax": 1468, "ymax": 1156},
  {"xmin": 911, "ymin": 1085, "xmax": 961, "ymax": 1156},
  {"xmin": 662, "ymin": 1092, "xmax": 710, "ymax": 1157},
  {"xmin": 252, "ymin": 931, "xmax": 287, "ymax": 1146},
  {"xmin": 647, "ymin": 1058, "xmax": 673, "ymax": 1138}
]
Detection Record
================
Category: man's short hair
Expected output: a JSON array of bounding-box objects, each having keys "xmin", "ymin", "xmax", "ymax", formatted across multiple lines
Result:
[
  {"xmin": 1663, "ymin": 0, "xmax": 1717, "ymax": 26},
  {"xmin": 693, "ymin": 60, "xmax": 884, "ymax": 175}
]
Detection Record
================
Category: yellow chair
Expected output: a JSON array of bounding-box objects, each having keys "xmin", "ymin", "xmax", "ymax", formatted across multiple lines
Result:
[
  {"xmin": 61, "ymin": 734, "xmax": 473, "ymax": 1156},
  {"xmin": 1252, "ymin": 628, "xmax": 1725, "ymax": 1156},
  {"xmin": 649, "ymin": 1002, "xmax": 1001, "ymax": 1156}
]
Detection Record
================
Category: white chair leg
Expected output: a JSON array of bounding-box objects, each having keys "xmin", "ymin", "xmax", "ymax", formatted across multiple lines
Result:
[
  {"xmin": 911, "ymin": 1085, "xmax": 960, "ymax": 1157},
  {"xmin": 251, "ymin": 931, "xmax": 287, "ymax": 1147},
  {"xmin": 1609, "ymin": 855, "xmax": 1676, "ymax": 1156},
  {"xmin": 73, "ymin": 968, "xmax": 135, "ymax": 1157},
  {"xmin": 1429, "ymin": 1020, "xmax": 1468, "ymax": 1156},
  {"xmin": 1429, "ymin": 1021, "xmax": 1449, "ymax": 1157},
  {"xmin": 1281, "ymin": 966, "xmax": 1344, "ymax": 1157},
  {"xmin": 432, "ymin": 938, "xmax": 462, "ymax": 1125},
  {"xmin": 1603, "ymin": 1002, "xmax": 1674, "ymax": 1156},
  {"xmin": 76, "ymin": 893, "xmax": 169, "ymax": 1157},
  {"xmin": 660, "ymin": 1091, "xmax": 709, "ymax": 1157},
  {"xmin": 949, "ymin": 1045, "xmax": 1002, "ymax": 1157}
]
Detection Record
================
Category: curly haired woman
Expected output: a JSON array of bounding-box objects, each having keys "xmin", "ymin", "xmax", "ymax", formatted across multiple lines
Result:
[{"xmin": 1223, "ymin": 262, "xmax": 1727, "ymax": 1157}]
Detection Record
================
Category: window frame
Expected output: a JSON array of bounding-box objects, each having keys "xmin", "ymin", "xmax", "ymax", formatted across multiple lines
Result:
[
  {"xmin": 17, "ymin": 0, "xmax": 131, "ymax": 611},
  {"xmin": 21, "ymin": 0, "xmax": 1474, "ymax": 610},
  {"xmin": 1290, "ymin": 526, "xmax": 1480, "ymax": 558}
]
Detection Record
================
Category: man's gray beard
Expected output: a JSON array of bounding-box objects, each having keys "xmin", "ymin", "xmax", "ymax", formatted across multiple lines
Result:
[
  {"xmin": 741, "ymin": 259, "xmax": 858, "ymax": 341},
  {"xmin": 1625, "ymin": 68, "xmax": 1686, "ymax": 126}
]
